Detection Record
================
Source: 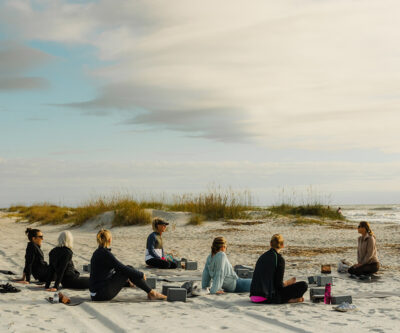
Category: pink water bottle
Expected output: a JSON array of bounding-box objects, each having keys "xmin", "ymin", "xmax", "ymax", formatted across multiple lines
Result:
[{"xmin": 324, "ymin": 283, "xmax": 332, "ymax": 304}]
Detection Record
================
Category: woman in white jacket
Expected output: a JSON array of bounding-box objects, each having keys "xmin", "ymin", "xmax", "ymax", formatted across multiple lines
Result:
[{"xmin": 202, "ymin": 237, "xmax": 252, "ymax": 294}]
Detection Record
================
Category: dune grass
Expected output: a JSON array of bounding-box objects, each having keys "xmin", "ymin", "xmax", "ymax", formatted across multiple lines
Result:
[
  {"xmin": 187, "ymin": 214, "xmax": 206, "ymax": 226},
  {"xmin": 7, "ymin": 188, "xmax": 253, "ymax": 226},
  {"xmin": 169, "ymin": 188, "xmax": 252, "ymax": 220},
  {"xmin": 8, "ymin": 204, "xmax": 74, "ymax": 225},
  {"xmin": 269, "ymin": 204, "xmax": 344, "ymax": 220}
]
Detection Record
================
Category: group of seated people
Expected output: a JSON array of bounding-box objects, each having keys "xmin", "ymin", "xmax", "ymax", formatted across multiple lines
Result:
[{"xmin": 14, "ymin": 219, "xmax": 379, "ymax": 304}]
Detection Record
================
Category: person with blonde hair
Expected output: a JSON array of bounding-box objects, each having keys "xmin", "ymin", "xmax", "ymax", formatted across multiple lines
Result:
[
  {"xmin": 145, "ymin": 218, "xmax": 177, "ymax": 269},
  {"xmin": 250, "ymin": 234, "xmax": 307, "ymax": 304},
  {"xmin": 202, "ymin": 237, "xmax": 252, "ymax": 294},
  {"xmin": 90, "ymin": 229, "xmax": 166, "ymax": 301},
  {"xmin": 348, "ymin": 221, "xmax": 379, "ymax": 277},
  {"xmin": 45, "ymin": 231, "xmax": 89, "ymax": 291}
]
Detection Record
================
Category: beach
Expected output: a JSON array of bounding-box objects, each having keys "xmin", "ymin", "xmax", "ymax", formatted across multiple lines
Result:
[{"xmin": 1, "ymin": 210, "xmax": 400, "ymax": 333}]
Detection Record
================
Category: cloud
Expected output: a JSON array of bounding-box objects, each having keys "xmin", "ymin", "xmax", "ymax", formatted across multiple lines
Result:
[
  {"xmin": 2, "ymin": 0, "xmax": 400, "ymax": 151},
  {"xmin": 0, "ymin": 41, "xmax": 52, "ymax": 91}
]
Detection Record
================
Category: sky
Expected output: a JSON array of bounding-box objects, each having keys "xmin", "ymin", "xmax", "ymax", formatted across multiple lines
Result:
[{"xmin": 1, "ymin": 0, "xmax": 400, "ymax": 207}]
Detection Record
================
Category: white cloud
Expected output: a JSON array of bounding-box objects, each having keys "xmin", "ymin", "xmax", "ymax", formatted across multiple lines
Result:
[{"xmin": 1, "ymin": 0, "xmax": 400, "ymax": 151}]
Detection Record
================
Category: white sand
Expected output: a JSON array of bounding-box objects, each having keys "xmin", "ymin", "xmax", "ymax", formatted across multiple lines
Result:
[{"xmin": 1, "ymin": 211, "xmax": 400, "ymax": 333}]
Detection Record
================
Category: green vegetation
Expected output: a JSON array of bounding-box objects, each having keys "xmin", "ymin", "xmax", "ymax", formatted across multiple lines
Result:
[
  {"xmin": 169, "ymin": 189, "xmax": 252, "ymax": 220},
  {"xmin": 187, "ymin": 214, "xmax": 206, "ymax": 226},
  {"xmin": 6, "ymin": 188, "xmax": 253, "ymax": 226},
  {"xmin": 269, "ymin": 204, "xmax": 344, "ymax": 220},
  {"xmin": 292, "ymin": 217, "xmax": 326, "ymax": 226},
  {"xmin": 8, "ymin": 204, "xmax": 73, "ymax": 225}
]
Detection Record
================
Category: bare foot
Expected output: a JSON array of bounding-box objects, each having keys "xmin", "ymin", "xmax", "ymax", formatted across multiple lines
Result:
[
  {"xmin": 288, "ymin": 297, "xmax": 304, "ymax": 303},
  {"xmin": 58, "ymin": 292, "xmax": 71, "ymax": 304},
  {"xmin": 128, "ymin": 280, "xmax": 136, "ymax": 288},
  {"xmin": 147, "ymin": 290, "xmax": 167, "ymax": 300}
]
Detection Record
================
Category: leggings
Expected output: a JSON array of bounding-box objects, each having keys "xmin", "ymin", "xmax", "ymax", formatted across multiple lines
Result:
[
  {"xmin": 91, "ymin": 267, "xmax": 152, "ymax": 301},
  {"xmin": 261, "ymin": 281, "xmax": 308, "ymax": 304},
  {"xmin": 62, "ymin": 276, "xmax": 90, "ymax": 290},
  {"xmin": 146, "ymin": 258, "xmax": 177, "ymax": 269},
  {"xmin": 348, "ymin": 262, "xmax": 379, "ymax": 276}
]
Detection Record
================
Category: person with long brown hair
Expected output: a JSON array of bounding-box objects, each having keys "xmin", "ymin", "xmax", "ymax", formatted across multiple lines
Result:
[
  {"xmin": 202, "ymin": 237, "xmax": 252, "ymax": 294},
  {"xmin": 348, "ymin": 221, "xmax": 379, "ymax": 276},
  {"xmin": 89, "ymin": 229, "xmax": 166, "ymax": 301}
]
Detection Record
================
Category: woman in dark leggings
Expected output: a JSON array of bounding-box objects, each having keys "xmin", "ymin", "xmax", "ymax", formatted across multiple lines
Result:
[
  {"xmin": 145, "ymin": 218, "xmax": 177, "ymax": 269},
  {"xmin": 90, "ymin": 229, "xmax": 166, "ymax": 301},
  {"xmin": 348, "ymin": 221, "xmax": 379, "ymax": 276},
  {"xmin": 250, "ymin": 234, "xmax": 308, "ymax": 304},
  {"xmin": 45, "ymin": 231, "xmax": 90, "ymax": 291},
  {"xmin": 15, "ymin": 228, "xmax": 49, "ymax": 284}
]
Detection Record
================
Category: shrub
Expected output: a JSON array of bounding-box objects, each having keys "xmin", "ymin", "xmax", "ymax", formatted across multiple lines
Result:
[
  {"xmin": 269, "ymin": 204, "xmax": 344, "ymax": 220},
  {"xmin": 187, "ymin": 214, "xmax": 206, "ymax": 226},
  {"xmin": 169, "ymin": 188, "xmax": 252, "ymax": 220},
  {"xmin": 9, "ymin": 204, "xmax": 73, "ymax": 224},
  {"xmin": 113, "ymin": 202, "xmax": 152, "ymax": 226}
]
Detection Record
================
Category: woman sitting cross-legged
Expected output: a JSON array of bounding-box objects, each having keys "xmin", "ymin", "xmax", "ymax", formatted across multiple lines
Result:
[
  {"xmin": 348, "ymin": 221, "xmax": 379, "ymax": 277},
  {"xmin": 15, "ymin": 228, "xmax": 50, "ymax": 284},
  {"xmin": 45, "ymin": 231, "xmax": 90, "ymax": 291},
  {"xmin": 202, "ymin": 237, "xmax": 252, "ymax": 294},
  {"xmin": 90, "ymin": 229, "xmax": 166, "ymax": 301},
  {"xmin": 250, "ymin": 234, "xmax": 308, "ymax": 304},
  {"xmin": 145, "ymin": 218, "xmax": 177, "ymax": 269}
]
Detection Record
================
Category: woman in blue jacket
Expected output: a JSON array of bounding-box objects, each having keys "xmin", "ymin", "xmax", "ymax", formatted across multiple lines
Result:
[{"xmin": 202, "ymin": 237, "xmax": 252, "ymax": 294}]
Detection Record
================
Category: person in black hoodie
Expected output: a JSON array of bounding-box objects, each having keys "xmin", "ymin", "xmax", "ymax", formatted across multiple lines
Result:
[
  {"xmin": 45, "ymin": 231, "xmax": 90, "ymax": 291},
  {"xmin": 89, "ymin": 229, "xmax": 166, "ymax": 301},
  {"xmin": 15, "ymin": 228, "xmax": 49, "ymax": 284},
  {"xmin": 250, "ymin": 234, "xmax": 307, "ymax": 304}
]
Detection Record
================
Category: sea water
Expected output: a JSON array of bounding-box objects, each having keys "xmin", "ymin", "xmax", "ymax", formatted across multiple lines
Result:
[{"xmin": 341, "ymin": 204, "xmax": 400, "ymax": 224}]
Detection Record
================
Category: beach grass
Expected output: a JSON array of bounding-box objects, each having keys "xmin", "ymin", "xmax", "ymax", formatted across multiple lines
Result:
[
  {"xmin": 269, "ymin": 204, "xmax": 344, "ymax": 220},
  {"xmin": 169, "ymin": 188, "xmax": 252, "ymax": 220},
  {"xmin": 187, "ymin": 214, "xmax": 206, "ymax": 226},
  {"xmin": 6, "ymin": 187, "xmax": 253, "ymax": 225},
  {"xmin": 8, "ymin": 204, "xmax": 74, "ymax": 225}
]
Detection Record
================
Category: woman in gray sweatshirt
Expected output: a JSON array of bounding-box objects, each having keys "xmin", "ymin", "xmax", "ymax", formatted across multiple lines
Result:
[{"xmin": 202, "ymin": 237, "xmax": 251, "ymax": 294}]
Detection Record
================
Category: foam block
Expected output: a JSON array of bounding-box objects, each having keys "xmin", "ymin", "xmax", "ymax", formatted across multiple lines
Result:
[
  {"xmin": 307, "ymin": 276, "xmax": 318, "ymax": 284},
  {"xmin": 83, "ymin": 264, "xmax": 91, "ymax": 273},
  {"xmin": 162, "ymin": 285, "xmax": 180, "ymax": 296},
  {"xmin": 317, "ymin": 275, "xmax": 333, "ymax": 286},
  {"xmin": 175, "ymin": 260, "xmax": 182, "ymax": 269},
  {"xmin": 331, "ymin": 295, "xmax": 352, "ymax": 304},
  {"xmin": 167, "ymin": 288, "xmax": 187, "ymax": 302},
  {"xmin": 146, "ymin": 277, "xmax": 157, "ymax": 289},
  {"xmin": 310, "ymin": 287, "xmax": 326, "ymax": 303},
  {"xmin": 234, "ymin": 265, "xmax": 252, "ymax": 273},
  {"xmin": 236, "ymin": 269, "xmax": 254, "ymax": 279},
  {"xmin": 185, "ymin": 261, "xmax": 198, "ymax": 270}
]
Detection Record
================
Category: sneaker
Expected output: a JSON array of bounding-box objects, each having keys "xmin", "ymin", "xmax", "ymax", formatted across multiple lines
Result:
[
  {"xmin": 191, "ymin": 285, "xmax": 210, "ymax": 296},
  {"xmin": 333, "ymin": 302, "xmax": 357, "ymax": 312}
]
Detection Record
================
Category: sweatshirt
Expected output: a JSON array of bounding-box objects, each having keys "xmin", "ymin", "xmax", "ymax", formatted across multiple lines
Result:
[
  {"xmin": 45, "ymin": 246, "xmax": 80, "ymax": 290},
  {"xmin": 89, "ymin": 247, "xmax": 143, "ymax": 293},
  {"xmin": 145, "ymin": 232, "xmax": 164, "ymax": 261},
  {"xmin": 358, "ymin": 234, "xmax": 379, "ymax": 265},
  {"xmin": 202, "ymin": 252, "xmax": 238, "ymax": 294},
  {"xmin": 23, "ymin": 242, "xmax": 48, "ymax": 282},
  {"xmin": 250, "ymin": 248, "xmax": 284, "ymax": 300}
]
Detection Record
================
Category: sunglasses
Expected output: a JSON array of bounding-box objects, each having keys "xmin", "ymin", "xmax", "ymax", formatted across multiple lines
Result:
[
  {"xmin": 35, "ymin": 235, "xmax": 44, "ymax": 239},
  {"xmin": 357, "ymin": 225, "xmax": 363, "ymax": 229}
]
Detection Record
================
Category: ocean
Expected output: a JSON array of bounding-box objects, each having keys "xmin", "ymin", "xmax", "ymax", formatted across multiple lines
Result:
[{"xmin": 341, "ymin": 204, "xmax": 400, "ymax": 224}]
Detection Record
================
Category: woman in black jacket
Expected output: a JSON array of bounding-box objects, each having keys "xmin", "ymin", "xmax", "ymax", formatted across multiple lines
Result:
[
  {"xmin": 16, "ymin": 228, "xmax": 49, "ymax": 284},
  {"xmin": 89, "ymin": 229, "xmax": 166, "ymax": 301},
  {"xmin": 45, "ymin": 231, "xmax": 89, "ymax": 291},
  {"xmin": 250, "ymin": 234, "xmax": 307, "ymax": 304}
]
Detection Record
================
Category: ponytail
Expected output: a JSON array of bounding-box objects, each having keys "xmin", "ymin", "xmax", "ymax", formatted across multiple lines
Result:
[
  {"xmin": 97, "ymin": 229, "xmax": 112, "ymax": 248},
  {"xmin": 25, "ymin": 228, "xmax": 41, "ymax": 241},
  {"xmin": 211, "ymin": 237, "xmax": 226, "ymax": 256}
]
